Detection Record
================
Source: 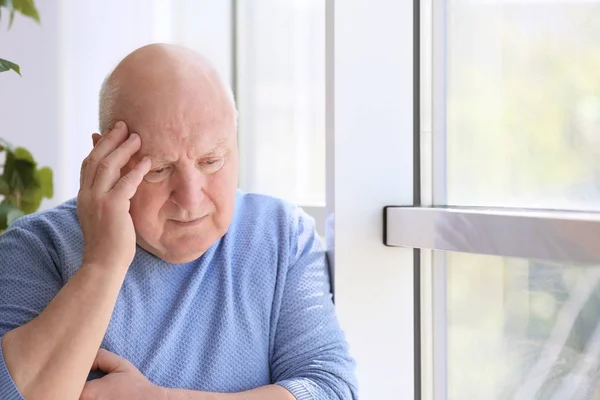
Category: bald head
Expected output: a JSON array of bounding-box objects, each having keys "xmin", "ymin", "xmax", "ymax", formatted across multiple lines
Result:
[
  {"xmin": 99, "ymin": 43, "xmax": 236, "ymax": 134},
  {"xmin": 95, "ymin": 44, "xmax": 240, "ymax": 264}
]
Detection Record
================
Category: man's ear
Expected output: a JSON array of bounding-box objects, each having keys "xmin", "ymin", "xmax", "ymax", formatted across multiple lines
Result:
[{"xmin": 92, "ymin": 133, "xmax": 102, "ymax": 147}]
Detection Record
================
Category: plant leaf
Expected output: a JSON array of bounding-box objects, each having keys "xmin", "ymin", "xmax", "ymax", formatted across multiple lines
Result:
[
  {"xmin": 0, "ymin": 204, "xmax": 9, "ymax": 231},
  {"xmin": 7, "ymin": 207, "xmax": 24, "ymax": 225},
  {"xmin": 13, "ymin": 162, "xmax": 35, "ymax": 189},
  {"xmin": 4, "ymin": 150, "xmax": 35, "ymax": 192},
  {"xmin": 20, "ymin": 185, "xmax": 42, "ymax": 213},
  {"xmin": 0, "ymin": 58, "xmax": 21, "ymax": 75},
  {"xmin": 1, "ymin": 150, "xmax": 15, "ymax": 185},
  {"xmin": 13, "ymin": 147, "xmax": 35, "ymax": 163},
  {"xmin": 0, "ymin": 202, "xmax": 21, "ymax": 229},
  {"xmin": 0, "ymin": 179, "xmax": 9, "ymax": 195},
  {"xmin": 36, "ymin": 167, "xmax": 53, "ymax": 198},
  {"xmin": 2, "ymin": 194, "xmax": 18, "ymax": 207},
  {"xmin": 12, "ymin": 0, "xmax": 39, "ymax": 23},
  {"xmin": 10, "ymin": 170, "xmax": 24, "ymax": 192}
]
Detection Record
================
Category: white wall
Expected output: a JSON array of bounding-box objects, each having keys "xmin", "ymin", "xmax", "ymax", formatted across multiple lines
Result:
[{"xmin": 0, "ymin": 0, "xmax": 232, "ymax": 208}]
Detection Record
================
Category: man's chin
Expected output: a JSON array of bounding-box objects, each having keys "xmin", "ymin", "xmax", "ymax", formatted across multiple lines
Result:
[
  {"xmin": 136, "ymin": 238, "xmax": 210, "ymax": 264},
  {"xmin": 154, "ymin": 243, "xmax": 209, "ymax": 264},
  {"xmin": 159, "ymin": 251, "xmax": 206, "ymax": 264}
]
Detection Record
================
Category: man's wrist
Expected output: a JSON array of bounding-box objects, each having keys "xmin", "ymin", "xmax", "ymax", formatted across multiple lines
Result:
[
  {"xmin": 156, "ymin": 384, "xmax": 171, "ymax": 400},
  {"xmin": 78, "ymin": 261, "xmax": 130, "ymax": 293},
  {"xmin": 162, "ymin": 387, "xmax": 215, "ymax": 400},
  {"xmin": 81, "ymin": 260, "xmax": 129, "ymax": 276}
]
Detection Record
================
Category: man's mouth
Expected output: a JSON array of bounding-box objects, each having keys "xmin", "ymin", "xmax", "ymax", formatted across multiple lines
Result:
[{"xmin": 169, "ymin": 216, "xmax": 207, "ymax": 227}]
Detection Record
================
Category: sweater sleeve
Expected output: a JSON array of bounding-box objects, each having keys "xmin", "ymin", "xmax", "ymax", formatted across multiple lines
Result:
[
  {"xmin": 272, "ymin": 210, "xmax": 358, "ymax": 400},
  {"xmin": 0, "ymin": 224, "xmax": 63, "ymax": 400}
]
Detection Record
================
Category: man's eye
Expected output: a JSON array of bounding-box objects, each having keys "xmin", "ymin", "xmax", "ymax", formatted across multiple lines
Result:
[
  {"xmin": 144, "ymin": 166, "xmax": 171, "ymax": 182},
  {"xmin": 201, "ymin": 158, "xmax": 225, "ymax": 172}
]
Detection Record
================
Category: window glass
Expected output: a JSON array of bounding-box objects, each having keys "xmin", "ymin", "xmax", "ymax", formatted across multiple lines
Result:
[
  {"xmin": 447, "ymin": 1, "xmax": 600, "ymax": 211},
  {"xmin": 236, "ymin": 0, "xmax": 325, "ymax": 205},
  {"xmin": 446, "ymin": 251, "xmax": 600, "ymax": 399}
]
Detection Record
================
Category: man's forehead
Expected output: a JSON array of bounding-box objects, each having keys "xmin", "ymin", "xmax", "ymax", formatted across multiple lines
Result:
[{"xmin": 136, "ymin": 134, "xmax": 230, "ymax": 160}]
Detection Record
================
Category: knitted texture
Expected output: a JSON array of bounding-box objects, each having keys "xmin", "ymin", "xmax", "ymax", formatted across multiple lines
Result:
[{"xmin": 0, "ymin": 191, "xmax": 357, "ymax": 399}]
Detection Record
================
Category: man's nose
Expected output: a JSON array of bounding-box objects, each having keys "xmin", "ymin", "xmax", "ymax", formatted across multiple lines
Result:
[{"xmin": 170, "ymin": 167, "xmax": 205, "ymax": 211}]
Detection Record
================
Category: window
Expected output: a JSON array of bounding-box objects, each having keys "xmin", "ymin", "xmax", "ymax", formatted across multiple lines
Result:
[
  {"xmin": 447, "ymin": 252, "xmax": 600, "ymax": 399},
  {"xmin": 235, "ymin": 0, "xmax": 326, "ymax": 209},
  {"xmin": 385, "ymin": 0, "xmax": 600, "ymax": 399},
  {"xmin": 442, "ymin": 3, "xmax": 600, "ymax": 398},
  {"xmin": 446, "ymin": 0, "xmax": 600, "ymax": 210}
]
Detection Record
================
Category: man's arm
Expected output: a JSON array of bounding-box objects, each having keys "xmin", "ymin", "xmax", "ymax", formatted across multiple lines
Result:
[
  {"xmin": 269, "ymin": 208, "xmax": 357, "ymax": 399},
  {"xmin": 0, "ymin": 122, "xmax": 152, "ymax": 400},
  {"xmin": 80, "ymin": 348, "xmax": 296, "ymax": 400},
  {"xmin": 165, "ymin": 385, "xmax": 295, "ymax": 400},
  {"xmin": 2, "ymin": 257, "xmax": 128, "ymax": 400}
]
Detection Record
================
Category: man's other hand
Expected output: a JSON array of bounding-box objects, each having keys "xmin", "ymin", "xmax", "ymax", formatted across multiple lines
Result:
[
  {"xmin": 77, "ymin": 121, "xmax": 152, "ymax": 270},
  {"xmin": 80, "ymin": 349, "xmax": 166, "ymax": 400}
]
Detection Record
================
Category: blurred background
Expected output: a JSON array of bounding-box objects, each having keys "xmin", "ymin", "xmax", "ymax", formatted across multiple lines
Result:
[
  {"xmin": 3, "ymin": 1, "xmax": 600, "ymax": 399},
  {"xmin": 444, "ymin": 2, "xmax": 600, "ymax": 399},
  {"xmin": 0, "ymin": 0, "xmax": 325, "ymax": 210}
]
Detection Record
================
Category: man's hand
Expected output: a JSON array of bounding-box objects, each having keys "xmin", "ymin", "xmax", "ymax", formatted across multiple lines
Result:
[
  {"xmin": 80, "ymin": 349, "xmax": 166, "ymax": 400},
  {"xmin": 80, "ymin": 350, "xmax": 297, "ymax": 400},
  {"xmin": 77, "ymin": 121, "xmax": 151, "ymax": 270}
]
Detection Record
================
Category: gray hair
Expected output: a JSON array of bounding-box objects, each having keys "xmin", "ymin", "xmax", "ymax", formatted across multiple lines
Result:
[{"xmin": 98, "ymin": 73, "xmax": 120, "ymax": 133}]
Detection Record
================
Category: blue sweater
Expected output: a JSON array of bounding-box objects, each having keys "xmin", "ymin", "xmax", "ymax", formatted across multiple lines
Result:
[{"xmin": 0, "ymin": 191, "xmax": 357, "ymax": 399}]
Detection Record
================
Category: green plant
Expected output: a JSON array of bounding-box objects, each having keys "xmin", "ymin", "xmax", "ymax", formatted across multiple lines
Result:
[
  {"xmin": 0, "ymin": 0, "xmax": 40, "ymax": 75},
  {"xmin": 0, "ymin": 139, "xmax": 53, "ymax": 233},
  {"xmin": 0, "ymin": 0, "xmax": 51, "ymax": 233}
]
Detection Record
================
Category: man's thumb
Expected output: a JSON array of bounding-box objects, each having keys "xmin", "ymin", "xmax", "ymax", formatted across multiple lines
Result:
[{"xmin": 90, "ymin": 348, "xmax": 129, "ymax": 373}]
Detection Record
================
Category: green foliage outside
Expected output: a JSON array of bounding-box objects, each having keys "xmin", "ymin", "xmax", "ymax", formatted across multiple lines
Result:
[
  {"xmin": 446, "ymin": 3, "xmax": 600, "ymax": 399},
  {"xmin": 0, "ymin": 0, "xmax": 53, "ymax": 233}
]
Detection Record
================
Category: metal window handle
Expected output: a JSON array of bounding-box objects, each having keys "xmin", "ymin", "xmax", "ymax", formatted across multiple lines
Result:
[{"xmin": 384, "ymin": 206, "xmax": 600, "ymax": 265}]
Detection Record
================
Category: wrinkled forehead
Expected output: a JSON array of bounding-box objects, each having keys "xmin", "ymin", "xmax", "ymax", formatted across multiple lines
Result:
[
  {"xmin": 137, "ymin": 123, "xmax": 234, "ymax": 156},
  {"xmin": 110, "ymin": 63, "xmax": 237, "ymax": 158},
  {"xmin": 122, "ymin": 93, "xmax": 235, "ymax": 146}
]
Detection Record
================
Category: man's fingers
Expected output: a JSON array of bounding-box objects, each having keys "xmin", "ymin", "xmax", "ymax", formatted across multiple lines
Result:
[
  {"xmin": 79, "ymin": 134, "xmax": 101, "ymax": 190},
  {"xmin": 83, "ymin": 121, "xmax": 128, "ymax": 190},
  {"xmin": 113, "ymin": 157, "xmax": 152, "ymax": 200},
  {"xmin": 92, "ymin": 133, "xmax": 143, "ymax": 193},
  {"xmin": 90, "ymin": 348, "xmax": 129, "ymax": 374},
  {"xmin": 79, "ymin": 380, "xmax": 99, "ymax": 400}
]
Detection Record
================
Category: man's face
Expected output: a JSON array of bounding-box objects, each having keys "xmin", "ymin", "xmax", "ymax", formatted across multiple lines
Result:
[{"xmin": 113, "ymin": 81, "xmax": 239, "ymax": 264}]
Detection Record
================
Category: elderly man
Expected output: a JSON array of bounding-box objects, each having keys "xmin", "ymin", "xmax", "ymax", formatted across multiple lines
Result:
[{"xmin": 0, "ymin": 44, "xmax": 357, "ymax": 400}]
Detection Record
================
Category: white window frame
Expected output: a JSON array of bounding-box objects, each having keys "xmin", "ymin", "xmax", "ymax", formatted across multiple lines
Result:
[
  {"xmin": 386, "ymin": 0, "xmax": 600, "ymax": 399},
  {"xmin": 327, "ymin": 0, "xmax": 417, "ymax": 398}
]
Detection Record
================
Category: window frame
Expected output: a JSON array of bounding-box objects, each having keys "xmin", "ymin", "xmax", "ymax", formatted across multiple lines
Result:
[
  {"xmin": 386, "ymin": 0, "xmax": 600, "ymax": 398},
  {"xmin": 327, "ymin": 0, "xmax": 417, "ymax": 398}
]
